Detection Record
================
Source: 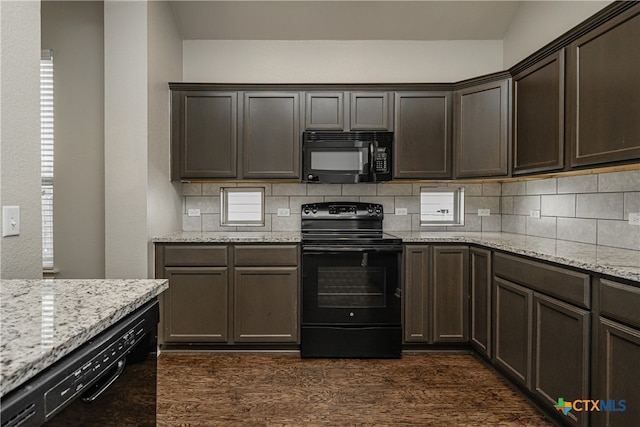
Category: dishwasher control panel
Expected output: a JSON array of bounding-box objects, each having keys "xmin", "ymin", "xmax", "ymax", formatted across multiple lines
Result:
[{"xmin": 43, "ymin": 319, "xmax": 145, "ymax": 417}]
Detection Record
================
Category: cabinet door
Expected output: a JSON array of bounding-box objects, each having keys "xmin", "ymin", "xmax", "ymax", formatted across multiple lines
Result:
[
  {"xmin": 350, "ymin": 92, "xmax": 392, "ymax": 130},
  {"xmin": 493, "ymin": 277, "xmax": 533, "ymax": 388},
  {"xmin": 171, "ymin": 91, "xmax": 237, "ymax": 180},
  {"xmin": 454, "ymin": 78, "xmax": 510, "ymax": 178},
  {"xmin": 242, "ymin": 92, "xmax": 301, "ymax": 179},
  {"xmin": 393, "ymin": 92, "xmax": 452, "ymax": 179},
  {"xmin": 163, "ymin": 267, "xmax": 229, "ymax": 343},
  {"xmin": 305, "ymin": 92, "xmax": 346, "ymax": 130},
  {"xmin": 594, "ymin": 318, "xmax": 640, "ymax": 427},
  {"xmin": 567, "ymin": 7, "xmax": 640, "ymax": 167},
  {"xmin": 432, "ymin": 246, "xmax": 469, "ymax": 343},
  {"xmin": 470, "ymin": 247, "xmax": 491, "ymax": 357},
  {"xmin": 233, "ymin": 267, "xmax": 299, "ymax": 343},
  {"xmin": 533, "ymin": 294, "xmax": 590, "ymax": 427},
  {"xmin": 403, "ymin": 246, "xmax": 431, "ymax": 343},
  {"xmin": 513, "ymin": 51, "xmax": 565, "ymax": 175}
]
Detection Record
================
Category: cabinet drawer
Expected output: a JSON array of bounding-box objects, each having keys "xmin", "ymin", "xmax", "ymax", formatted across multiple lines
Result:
[
  {"xmin": 494, "ymin": 253, "xmax": 590, "ymax": 309},
  {"xmin": 234, "ymin": 245, "xmax": 298, "ymax": 266},
  {"xmin": 163, "ymin": 245, "xmax": 228, "ymax": 266},
  {"xmin": 600, "ymin": 279, "xmax": 640, "ymax": 329}
]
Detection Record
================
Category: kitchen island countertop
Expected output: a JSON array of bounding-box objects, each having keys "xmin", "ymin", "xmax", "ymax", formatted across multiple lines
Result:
[
  {"xmin": 154, "ymin": 231, "xmax": 639, "ymax": 283},
  {"xmin": 0, "ymin": 279, "xmax": 168, "ymax": 397}
]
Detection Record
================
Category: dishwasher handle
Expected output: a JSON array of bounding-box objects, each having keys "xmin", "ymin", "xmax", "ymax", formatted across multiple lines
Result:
[{"xmin": 81, "ymin": 359, "xmax": 126, "ymax": 403}]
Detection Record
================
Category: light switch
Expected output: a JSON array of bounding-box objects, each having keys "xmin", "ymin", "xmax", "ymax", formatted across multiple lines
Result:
[
  {"xmin": 2, "ymin": 206, "xmax": 20, "ymax": 237},
  {"xmin": 477, "ymin": 209, "xmax": 490, "ymax": 217}
]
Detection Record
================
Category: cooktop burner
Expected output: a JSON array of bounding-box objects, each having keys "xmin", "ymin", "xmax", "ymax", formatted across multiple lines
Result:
[{"xmin": 301, "ymin": 202, "xmax": 400, "ymax": 246}]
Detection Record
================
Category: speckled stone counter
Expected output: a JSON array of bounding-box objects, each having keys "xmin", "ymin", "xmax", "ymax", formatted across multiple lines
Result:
[
  {"xmin": 0, "ymin": 279, "xmax": 168, "ymax": 397},
  {"xmin": 153, "ymin": 231, "xmax": 301, "ymax": 243},
  {"xmin": 392, "ymin": 231, "xmax": 640, "ymax": 283},
  {"xmin": 154, "ymin": 231, "xmax": 639, "ymax": 283}
]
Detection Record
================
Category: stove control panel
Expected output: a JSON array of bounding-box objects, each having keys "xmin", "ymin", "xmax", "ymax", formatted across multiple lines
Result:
[{"xmin": 301, "ymin": 202, "xmax": 384, "ymax": 218}]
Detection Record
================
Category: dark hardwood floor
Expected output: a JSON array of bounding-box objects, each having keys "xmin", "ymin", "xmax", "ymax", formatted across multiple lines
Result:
[{"xmin": 157, "ymin": 353, "xmax": 553, "ymax": 426}]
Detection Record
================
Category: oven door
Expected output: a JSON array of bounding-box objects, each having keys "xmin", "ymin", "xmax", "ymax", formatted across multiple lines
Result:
[
  {"xmin": 303, "ymin": 141, "xmax": 371, "ymax": 183},
  {"xmin": 302, "ymin": 245, "xmax": 401, "ymax": 325}
]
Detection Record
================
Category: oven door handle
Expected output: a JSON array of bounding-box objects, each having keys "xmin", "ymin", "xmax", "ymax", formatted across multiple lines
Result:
[{"xmin": 302, "ymin": 245, "xmax": 402, "ymax": 253}]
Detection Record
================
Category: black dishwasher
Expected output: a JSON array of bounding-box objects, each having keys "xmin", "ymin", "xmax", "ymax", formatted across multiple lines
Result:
[{"xmin": 1, "ymin": 300, "xmax": 159, "ymax": 427}]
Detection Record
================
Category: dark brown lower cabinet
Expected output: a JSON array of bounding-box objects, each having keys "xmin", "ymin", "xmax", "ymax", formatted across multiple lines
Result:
[
  {"xmin": 432, "ymin": 246, "xmax": 469, "ymax": 342},
  {"xmin": 234, "ymin": 267, "xmax": 299, "ymax": 343},
  {"xmin": 403, "ymin": 246, "xmax": 431, "ymax": 343},
  {"xmin": 593, "ymin": 278, "xmax": 640, "ymax": 427},
  {"xmin": 594, "ymin": 319, "xmax": 640, "ymax": 427},
  {"xmin": 155, "ymin": 243, "xmax": 299, "ymax": 347},
  {"xmin": 163, "ymin": 267, "xmax": 229, "ymax": 343},
  {"xmin": 533, "ymin": 293, "xmax": 590, "ymax": 427},
  {"xmin": 470, "ymin": 247, "xmax": 491, "ymax": 358},
  {"xmin": 494, "ymin": 254, "xmax": 591, "ymax": 427},
  {"xmin": 403, "ymin": 245, "xmax": 469, "ymax": 345},
  {"xmin": 493, "ymin": 277, "xmax": 533, "ymax": 388}
]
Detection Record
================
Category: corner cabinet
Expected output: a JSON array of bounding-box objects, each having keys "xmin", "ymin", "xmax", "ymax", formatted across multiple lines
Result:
[
  {"xmin": 470, "ymin": 247, "xmax": 492, "ymax": 358},
  {"xmin": 403, "ymin": 245, "xmax": 469, "ymax": 345},
  {"xmin": 155, "ymin": 243, "xmax": 300, "ymax": 347},
  {"xmin": 171, "ymin": 91, "xmax": 238, "ymax": 180},
  {"xmin": 454, "ymin": 77, "xmax": 511, "ymax": 178},
  {"xmin": 242, "ymin": 92, "xmax": 301, "ymax": 179},
  {"xmin": 512, "ymin": 50, "xmax": 565, "ymax": 175},
  {"xmin": 393, "ymin": 92, "xmax": 452, "ymax": 179},
  {"xmin": 493, "ymin": 253, "xmax": 590, "ymax": 427},
  {"xmin": 567, "ymin": 6, "xmax": 640, "ymax": 167}
]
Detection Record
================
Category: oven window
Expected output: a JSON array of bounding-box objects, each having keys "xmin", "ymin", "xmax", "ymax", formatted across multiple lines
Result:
[
  {"xmin": 317, "ymin": 266, "xmax": 386, "ymax": 308},
  {"xmin": 311, "ymin": 149, "xmax": 365, "ymax": 172}
]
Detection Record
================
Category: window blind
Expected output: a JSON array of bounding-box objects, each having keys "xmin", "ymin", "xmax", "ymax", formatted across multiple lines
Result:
[{"xmin": 41, "ymin": 49, "xmax": 54, "ymax": 269}]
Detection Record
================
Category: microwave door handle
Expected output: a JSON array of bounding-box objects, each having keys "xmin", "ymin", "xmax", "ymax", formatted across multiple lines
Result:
[{"xmin": 369, "ymin": 141, "xmax": 377, "ymax": 181}]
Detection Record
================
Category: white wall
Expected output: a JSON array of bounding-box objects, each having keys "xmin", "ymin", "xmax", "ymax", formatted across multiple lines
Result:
[
  {"xmin": 503, "ymin": 1, "xmax": 612, "ymax": 68},
  {"xmin": 104, "ymin": 1, "xmax": 148, "ymax": 278},
  {"xmin": 147, "ymin": 1, "xmax": 183, "ymax": 277},
  {"xmin": 0, "ymin": 1, "xmax": 43, "ymax": 279},
  {"xmin": 41, "ymin": 1, "xmax": 105, "ymax": 279},
  {"xmin": 183, "ymin": 40, "xmax": 504, "ymax": 83}
]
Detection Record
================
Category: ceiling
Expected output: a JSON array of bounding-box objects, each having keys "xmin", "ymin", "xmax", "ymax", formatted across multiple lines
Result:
[{"xmin": 169, "ymin": 1, "xmax": 522, "ymax": 41}]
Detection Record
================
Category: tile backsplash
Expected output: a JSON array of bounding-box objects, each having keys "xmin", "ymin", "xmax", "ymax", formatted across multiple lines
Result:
[{"xmin": 181, "ymin": 169, "xmax": 640, "ymax": 251}]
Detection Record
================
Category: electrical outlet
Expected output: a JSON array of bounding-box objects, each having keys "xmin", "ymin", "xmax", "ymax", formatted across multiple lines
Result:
[
  {"xmin": 395, "ymin": 208, "xmax": 408, "ymax": 216},
  {"xmin": 477, "ymin": 209, "xmax": 490, "ymax": 217},
  {"xmin": 2, "ymin": 206, "xmax": 20, "ymax": 237},
  {"xmin": 629, "ymin": 213, "xmax": 640, "ymax": 226},
  {"xmin": 529, "ymin": 210, "xmax": 541, "ymax": 219},
  {"xmin": 187, "ymin": 209, "xmax": 201, "ymax": 217},
  {"xmin": 277, "ymin": 208, "xmax": 291, "ymax": 217}
]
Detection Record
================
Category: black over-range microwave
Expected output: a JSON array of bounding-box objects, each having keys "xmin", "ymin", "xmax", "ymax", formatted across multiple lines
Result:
[{"xmin": 302, "ymin": 131, "xmax": 393, "ymax": 183}]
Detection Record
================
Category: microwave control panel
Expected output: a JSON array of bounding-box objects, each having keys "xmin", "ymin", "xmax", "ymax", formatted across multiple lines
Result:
[{"xmin": 374, "ymin": 148, "xmax": 389, "ymax": 173}]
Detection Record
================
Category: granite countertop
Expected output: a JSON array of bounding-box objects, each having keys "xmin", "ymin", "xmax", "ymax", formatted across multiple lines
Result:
[
  {"xmin": 153, "ymin": 231, "xmax": 302, "ymax": 243},
  {"xmin": 0, "ymin": 279, "xmax": 168, "ymax": 397},
  {"xmin": 154, "ymin": 231, "xmax": 640, "ymax": 283},
  {"xmin": 392, "ymin": 231, "xmax": 640, "ymax": 283}
]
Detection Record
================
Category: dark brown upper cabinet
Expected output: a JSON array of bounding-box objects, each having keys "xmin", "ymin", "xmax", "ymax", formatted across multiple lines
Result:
[
  {"xmin": 304, "ymin": 91, "xmax": 393, "ymax": 131},
  {"xmin": 567, "ymin": 6, "xmax": 640, "ymax": 167},
  {"xmin": 242, "ymin": 92, "xmax": 301, "ymax": 179},
  {"xmin": 305, "ymin": 92, "xmax": 346, "ymax": 130},
  {"xmin": 171, "ymin": 91, "xmax": 238, "ymax": 180},
  {"xmin": 512, "ymin": 50, "xmax": 565, "ymax": 175},
  {"xmin": 350, "ymin": 92, "xmax": 393, "ymax": 130},
  {"xmin": 393, "ymin": 92, "xmax": 452, "ymax": 179},
  {"xmin": 454, "ymin": 77, "xmax": 511, "ymax": 178}
]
